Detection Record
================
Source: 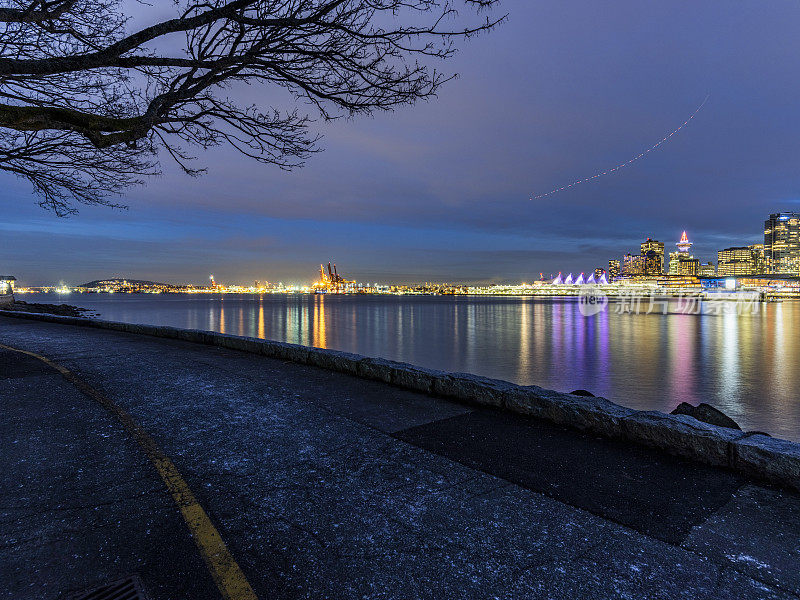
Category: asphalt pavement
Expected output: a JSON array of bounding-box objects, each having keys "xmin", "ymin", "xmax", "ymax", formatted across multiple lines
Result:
[{"xmin": 2, "ymin": 315, "xmax": 799, "ymax": 600}]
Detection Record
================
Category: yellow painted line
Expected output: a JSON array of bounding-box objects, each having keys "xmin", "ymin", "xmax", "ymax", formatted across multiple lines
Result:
[{"xmin": 0, "ymin": 343, "xmax": 258, "ymax": 600}]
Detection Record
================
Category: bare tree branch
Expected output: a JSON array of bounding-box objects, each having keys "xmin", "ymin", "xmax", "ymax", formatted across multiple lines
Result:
[{"xmin": 0, "ymin": 0, "xmax": 504, "ymax": 214}]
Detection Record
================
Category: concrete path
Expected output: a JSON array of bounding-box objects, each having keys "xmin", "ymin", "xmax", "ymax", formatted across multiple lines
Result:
[{"xmin": 1, "ymin": 316, "xmax": 799, "ymax": 600}]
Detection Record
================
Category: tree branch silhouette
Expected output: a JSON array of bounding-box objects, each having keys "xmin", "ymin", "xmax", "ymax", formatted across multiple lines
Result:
[{"xmin": 0, "ymin": 0, "xmax": 503, "ymax": 215}]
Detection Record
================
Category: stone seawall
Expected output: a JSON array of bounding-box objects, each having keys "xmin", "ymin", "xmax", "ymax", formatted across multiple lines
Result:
[{"xmin": 2, "ymin": 309, "xmax": 799, "ymax": 492}]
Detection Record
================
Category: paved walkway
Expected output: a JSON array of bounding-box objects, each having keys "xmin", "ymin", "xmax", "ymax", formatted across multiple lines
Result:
[{"xmin": 2, "ymin": 316, "xmax": 799, "ymax": 600}]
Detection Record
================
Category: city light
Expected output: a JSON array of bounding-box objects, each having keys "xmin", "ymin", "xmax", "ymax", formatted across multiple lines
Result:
[{"xmin": 10, "ymin": 213, "xmax": 800, "ymax": 300}]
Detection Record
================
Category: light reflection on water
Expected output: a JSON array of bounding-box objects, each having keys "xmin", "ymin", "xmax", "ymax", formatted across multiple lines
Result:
[{"xmin": 21, "ymin": 292, "xmax": 800, "ymax": 440}]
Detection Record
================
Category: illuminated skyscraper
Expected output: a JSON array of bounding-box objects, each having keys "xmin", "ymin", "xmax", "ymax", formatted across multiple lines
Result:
[
  {"xmin": 672, "ymin": 256, "xmax": 699, "ymax": 276},
  {"xmin": 750, "ymin": 244, "xmax": 766, "ymax": 274},
  {"xmin": 608, "ymin": 260, "xmax": 620, "ymax": 280},
  {"xmin": 668, "ymin": 253, "xmax": 678, "ymax": 275},
  {"xmin": 668, "ymin": 231, "xmax": 700, "ymax": 276},
  {"xmin": 623, "ymin": 253, "xmax": 645, "ymax": 276},
  {"xmin": 669, "ymin": 231, "xmax": 693, "ymax": 275},
  {"xmin": 717, "ymin": 246, "xmax": 765, "ymax": 277},
  {"xmin": 676, "ymin": 230, "xmax": 692, "ymax": 254},
  {"xmin": 698, "ymin": 262, "xmax": 716, "ymax": 277},
  {"xmin": 640, "ymin": 238, "xmax": 665, "ymax": 275},
  {"xmin": 764, "ymin": 213, "xmax": 800, "ymax": 275}
]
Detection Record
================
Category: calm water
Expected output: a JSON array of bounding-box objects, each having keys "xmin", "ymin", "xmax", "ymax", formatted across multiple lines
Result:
[{"xmin": 16, "ymin": 292, "xmax": 800, "ymax": 441}]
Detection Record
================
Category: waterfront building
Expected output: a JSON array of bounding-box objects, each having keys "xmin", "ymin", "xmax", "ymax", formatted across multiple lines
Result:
[
  {"xmin": 750, "ymin": 244, "xmax": 766, "ymax": 274},
  {"xmin": 668, "ymin": 251, "xmax": 679, "ymax": 275},
  {"xmin": 658, "ymin": 275, "xmax": 702, "ymax": 290},
  {"xmin": 764, "ymin": 212, "xmax": 800, "ymax": 275},
  {"xmin": 717, "ymin": 246, "xmax": 765, "ymax": 277},
  {"xmin": 0, "ymin": 275, "xmax": 14, "ymax": 293},
  {"xmin": 0, "ymin": 275, "xmax": 15, "ymax": 306},
  {"xmin": 698, "ymin": 262, "xmax": 716, "ymax": 277},
  {"xmin": 673, "ymin": 256, "xmax": 700, "ymax": 276},
  {"xmin": 594, "ymin": 268, "xmax": 605, "ymax": 280},
  {"xmin": 669, "ymin": 252, "xmax": 701, "ymax": 276},
  {"xmin": 640, "ymin": 239, "xmax": 665, "ymax": 275},
  {"xmin": 622, "ymin": 253, "xmax": 645, "ymax": 276},
  {"xmin": 608, "ymin": 260, "xmax": 621, "ymax": 280}
]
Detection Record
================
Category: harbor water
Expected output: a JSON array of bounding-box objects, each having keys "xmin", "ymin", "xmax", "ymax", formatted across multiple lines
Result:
[{"xmin": 15, "ymin": 292, "xmax": 800, "ymax": 441}]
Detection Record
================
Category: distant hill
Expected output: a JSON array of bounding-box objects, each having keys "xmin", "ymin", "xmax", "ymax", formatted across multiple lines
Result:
[{"xmin": 80, "ymin": 278, "xmax": 172, "ymax": 287}]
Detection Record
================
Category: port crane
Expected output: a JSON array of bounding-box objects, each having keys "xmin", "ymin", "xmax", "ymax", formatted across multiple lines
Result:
[{"xmin": 315, "ymin": 262, "xmax": 352, "ymax": 293}]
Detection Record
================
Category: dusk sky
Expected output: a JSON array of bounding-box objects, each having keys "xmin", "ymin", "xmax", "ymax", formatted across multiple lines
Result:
[{"xmin": 3, "ymin": 0, "xmax": 800, "ymax": 286}]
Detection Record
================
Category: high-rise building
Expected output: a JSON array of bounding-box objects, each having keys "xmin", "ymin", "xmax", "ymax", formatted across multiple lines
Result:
[
  {"xmin": 669, "ymin": 231, "xmax": 697, "ymax": 275},
  {"xmin": 608, "ymin": 260, "xmax": 621, "ymax": 280},
  {"xmin": 668, "ymin": 252, "xmax": 679, "ymax": 275},
  {"xmin": 717, "ymin": 246, "xmax": 765, "ymax": 277},
  {"xmin": 764, "ymin": 212, "xmax": 800, "ymax": 275},
  {"xmin": 749, "ymin": 244, "xmax": 766, "ymax": 274},
  {"xmin": 622, "ymin": 253, "xmax": 645, "ymax": 276},
  {"xmin": 678, "ymin": 256, "xmax": 700, "ymax": 277},
  {"xmin": 676, "ymin": 230, "xmax": 692, "ymax": 254},
  {"xmin": 698, "ymin": 262, "xmax": 716, "ymax": 277},
  {"xmin": 640, "ymin": 238, "xmax": 665, "ymax": 275},
  {"xmin": 594, "ymin": 268, "xmax": 605, "ymax": 280}
]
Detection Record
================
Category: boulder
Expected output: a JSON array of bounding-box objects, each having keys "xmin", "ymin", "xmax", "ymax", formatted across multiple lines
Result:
[
  {"xmin": 570, "ymin": 389, "xmax": 595, "ymax": 397},
  {"xmin": 621, "ymin": 411, "xmax": 741, "ymax": 466},
  {"xmin": 733, "ymin": 434, "xmax": 800, "ymax": 488},
  {"xmin": 670, "ymin": 402, "xmax": 741, "ymax": 430}
]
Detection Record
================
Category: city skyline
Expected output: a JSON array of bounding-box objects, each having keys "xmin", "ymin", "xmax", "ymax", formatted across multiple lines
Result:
[
  {"xmin": 3, "ymin": 1, "xmax": 800, "ymax": 286},
  {"xmin": 14, "ymin": 212, "xmax": 798, "ymax": 288}
]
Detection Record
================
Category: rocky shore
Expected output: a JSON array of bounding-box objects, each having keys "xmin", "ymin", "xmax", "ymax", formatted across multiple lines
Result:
[{"xmin": 4, "ymin": 300, "xmax": 96, "ymax": 318}]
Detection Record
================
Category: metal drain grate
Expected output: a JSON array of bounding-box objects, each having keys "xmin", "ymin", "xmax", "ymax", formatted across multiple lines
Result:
[{"xmin": 70, "ymin": 575, "xmax": 148, "ymax": 600}]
